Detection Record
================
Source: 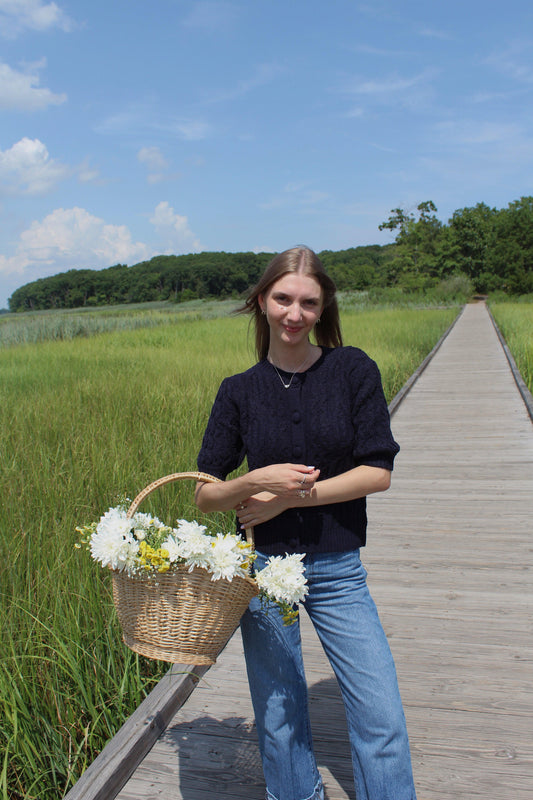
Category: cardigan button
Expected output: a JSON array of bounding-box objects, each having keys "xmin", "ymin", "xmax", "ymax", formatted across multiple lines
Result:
[
  {"xmin": 292, "ymin": 411, "xmax": 301, "ymax": 423},
  {"xmin": 293, "ymin": 446, "xmax": 303, "ymax": 458}
]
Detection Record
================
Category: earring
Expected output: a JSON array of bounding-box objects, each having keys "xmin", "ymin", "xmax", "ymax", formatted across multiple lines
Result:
[
  {"xmin": 261, "ymin": 309, "xmax": 266, "ymax": 316},
  {"xmin": 316, "ymin": 317, "xmax": 321, "ymax": 323}
]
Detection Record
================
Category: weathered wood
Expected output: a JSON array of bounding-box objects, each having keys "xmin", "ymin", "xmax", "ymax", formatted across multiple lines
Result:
[
  {"xmin": 62, "ymin": 663, "xmax": 211, "ymax": 800},
  {"xmin": 69, "ymin": 302, "xmax": 533, "ymax": 800},
  {"xmin": 364, "ymin": 302, "xmax": 533, "ymax": 799}
]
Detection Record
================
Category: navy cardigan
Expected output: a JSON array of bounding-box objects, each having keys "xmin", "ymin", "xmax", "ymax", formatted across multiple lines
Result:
[{"xmin": 197, "ymin": 346, "xmax": 399, "ymax": 556}]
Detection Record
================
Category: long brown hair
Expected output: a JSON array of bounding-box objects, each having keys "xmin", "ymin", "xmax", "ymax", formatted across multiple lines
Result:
[{"xmin": 239, "ymin": 246, "xmax": 343, "ymax": 361}]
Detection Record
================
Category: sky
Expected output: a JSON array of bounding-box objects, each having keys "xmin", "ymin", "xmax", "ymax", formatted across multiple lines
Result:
[{"xmin": 1, "ymin": 0, "xmax": 533, "ymax": 309}]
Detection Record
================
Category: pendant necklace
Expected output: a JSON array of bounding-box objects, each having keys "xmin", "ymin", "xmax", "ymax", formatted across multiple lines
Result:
[{"xmin": 269, "ymin": 352, "xmax": 311, "ymax": 389}]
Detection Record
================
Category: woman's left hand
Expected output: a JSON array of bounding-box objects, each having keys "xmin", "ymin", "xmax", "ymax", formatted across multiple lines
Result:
[{"xmin": 235, "ymin": 493, "xmax": 289, "ymax": 527}]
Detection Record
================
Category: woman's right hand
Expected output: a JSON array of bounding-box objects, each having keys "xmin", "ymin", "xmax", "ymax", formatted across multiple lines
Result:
[
  {"xmin": 253, "ymin": 463, "xmax": 320, "ymax": 497},
  {"xmin": 195, "ymin": 464, "xmax": 320, "ymax": 514}
]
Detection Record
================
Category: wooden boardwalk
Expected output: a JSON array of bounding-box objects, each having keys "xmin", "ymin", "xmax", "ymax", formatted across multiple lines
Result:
[{"xmin": 98, "ymin": 302, "xmax": 532, "ymax": 800}]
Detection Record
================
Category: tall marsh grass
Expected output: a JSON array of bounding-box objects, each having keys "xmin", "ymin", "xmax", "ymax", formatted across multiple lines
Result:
[
  {"xmin": 490, "ymin": 302, "xmax": 533, "ymax": 392},
  {"xmin": 1, "ymin": 306, "xmax": 457, "ymax": 798},
  {"xmin": 0, "ymin": 298, "xmax": 240, "ymax": 347},
  {"xmin": 0, "ymin": 289, "xmax": 461, "ymax": 349}
]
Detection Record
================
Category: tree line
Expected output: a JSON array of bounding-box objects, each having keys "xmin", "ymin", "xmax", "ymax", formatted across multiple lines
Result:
[{"xmin": 8, "ymin": 196, "xmax": 533, "ymax": 312}]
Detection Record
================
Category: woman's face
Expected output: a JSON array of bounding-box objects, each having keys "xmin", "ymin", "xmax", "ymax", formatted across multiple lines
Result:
[{"xmin": 259, "ymin": 273, "xmax": 324, "ymax": 350}]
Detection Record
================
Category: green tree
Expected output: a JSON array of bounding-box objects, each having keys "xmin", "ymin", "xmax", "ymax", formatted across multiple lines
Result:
[
  {"xmin": 444, "ymin": 203, "xmax": 497, "ymax": 285},
  {"xmin": 486, "ymin": 197, "xmax": 533, "ymax": 293},
  {"xmin": 379, "ymin": 201, "xmax": 443, "ymax": 285}
]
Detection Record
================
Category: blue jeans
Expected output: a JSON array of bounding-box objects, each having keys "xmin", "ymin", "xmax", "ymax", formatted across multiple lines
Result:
[{"xmin": 240, "ymin": 550, "xmax": 417, "ymax": 800}]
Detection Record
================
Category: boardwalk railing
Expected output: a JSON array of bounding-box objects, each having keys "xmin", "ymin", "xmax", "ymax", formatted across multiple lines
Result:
[{"xmin": 63, "ymin": 664, "xmax": 210, "ymax": 800}]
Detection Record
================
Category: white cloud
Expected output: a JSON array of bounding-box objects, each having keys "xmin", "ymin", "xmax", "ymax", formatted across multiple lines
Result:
[
  {"xmin": 338, "ymin": 68, "xmax": 437, "ymax": 112},
  {"xmin": 417, "ymin": 26, "xmax": 455, "ymax": 41},
  {"xmin": 202, "ymin": 62, "xmax": 284, "ymax": 105},
  {"xmin": 0, "ymin": 60, "xmax": 66, "ymax": 110},
  {"xmin": 168, "ymin": 119, "xmax": 210, "ymax": 140},
  {"xmin": 0, "ymin": 138, "xmax": 101, "ymax": 193},
  {"xmin": 345, "ymin": 106, "xmax": 365, "ymax": 119},
  {"xmin": 347, "ymin": 70, "xmax": 433, "ymax": 96},
  {"xmin": 433, "ymin": 119, "xmax": 526, "ymax": 148},
  {"xmin": 416, "ymin": 118, "xmax": 533, "ymax": 189},
  {"xmin": 77, "ymin": 160, "xmax": 100, "ymax": 184},
  {"xmin": 137, "ymin": 146, "xmax": 168, "ymax": 172},
  {"xmin": 149, "ymin": 201, "xmax": 202, "ymax": 253},
  {"xmin": 96, "ymin": 107, "xmax": 210, "ymax": 141},
  {"xmin": 0, "ymin": 137, "xmax": 70, "ymax": 194},
  {"xmin": 0, "ymin": 0, "xmax": 73, "ymax": 37},
  {"xmin": 260, "ymin": 182, "xmax": 330, "ymax": 211},
  {"xmin": 182, "ymin": 1, "xmax": 238, "ymax": 33},
  {"xmin": 356, "ymin": 3, "xmax": 396, "ymax": 23},
  {"xmin": 137, "ymin": 146, "xmax": 179, "ymax": 184},
  {"xmin": 0, "ymin": 207, "xmax": 149, "ymax": 278},
  {"xmin": 485, "ymin": 40, "xmax": 533, "ymax": 85},
  {"xmin": 352, "ymin": 44, "xmax": 410, "ymax": 57}
]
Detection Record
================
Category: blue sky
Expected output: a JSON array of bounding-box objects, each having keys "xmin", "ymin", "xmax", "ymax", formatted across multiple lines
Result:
[{"xmin": 1, "ymin": 0, "xmax": 533, "ymax": 308}]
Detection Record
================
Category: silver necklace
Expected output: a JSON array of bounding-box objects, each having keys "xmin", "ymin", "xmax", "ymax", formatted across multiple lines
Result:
[{"xmin": 269, "ymin": 353, "xmax": 311, "ymax": 389}]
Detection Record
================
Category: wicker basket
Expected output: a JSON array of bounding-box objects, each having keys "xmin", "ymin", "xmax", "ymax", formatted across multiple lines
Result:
[{"xmin": 111, "ymin": 472, "xmax": 258, "ymax": 664}]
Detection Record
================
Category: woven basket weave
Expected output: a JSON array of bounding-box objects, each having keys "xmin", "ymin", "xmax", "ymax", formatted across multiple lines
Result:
[{"xmin": 111, "ymin": 472, "xmax": 258, "ymax": 664}]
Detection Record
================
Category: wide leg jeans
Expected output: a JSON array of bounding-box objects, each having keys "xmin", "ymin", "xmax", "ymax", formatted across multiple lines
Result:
[{"xmin": 240, "ymin": 550, "xmax": 417, "ymax": 800}]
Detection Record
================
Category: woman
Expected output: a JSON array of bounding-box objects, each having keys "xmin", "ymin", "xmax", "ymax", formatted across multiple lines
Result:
[{"xmin": 195, "ymin": 247, "xmax": 417, "ymax": 800}]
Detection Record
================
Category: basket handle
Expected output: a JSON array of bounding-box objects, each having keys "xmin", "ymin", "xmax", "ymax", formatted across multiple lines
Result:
[{"xmin": 126, "ymin": 471, "xmax": 254, "ymax": 546}]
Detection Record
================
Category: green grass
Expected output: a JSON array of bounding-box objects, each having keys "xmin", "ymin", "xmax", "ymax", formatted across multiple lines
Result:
[
  {"xmin": 0, "ymin": 287, "xmax": 463, "ymax": 348},
  {"xmin": 490, "ymin": 302, "xmax": 533, "ymax": 393},
  {"xmin": 0, "ymin": 298, "xmax": 241, "ymax": 347},
  {"xmin": 0, "ymin": 305, "xmax": 458, "ymax": 798}
]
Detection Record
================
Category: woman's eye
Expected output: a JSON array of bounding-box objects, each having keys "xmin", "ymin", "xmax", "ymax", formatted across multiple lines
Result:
[{"xmin": 271, "ymin": 294, "xmax": 320, "ymax": 307}]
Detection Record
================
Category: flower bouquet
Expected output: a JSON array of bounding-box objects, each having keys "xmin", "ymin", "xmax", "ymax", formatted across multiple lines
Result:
[{"xmin": 76, "ymin": 472, "xmax": 308, "ymax": 664}]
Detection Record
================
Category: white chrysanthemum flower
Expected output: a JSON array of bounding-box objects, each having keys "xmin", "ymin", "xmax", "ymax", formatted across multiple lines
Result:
[
  {"xmin": 83, "ymin": 507, "xmax": 254, "ymax": 581},
  {"xmin": 255, "ymin": 553, "xmax": 308, "ymax": 605},
  {"xmin": 203, "ymin": 533, "xmax": 244, "ymax": 581},
  {"xmin": 89, "ymin": 507, "xmax": 140, "ymax": 572},
  {"xmin": 90, "ymin": 530, "xmax": 138, "ymax": 572},
  {"xmin": 172, "ymin": 528, "xmax": 212, "ymax": 567},
  {"xmin": 131, "ymin": 512, "xmax": 149, "ymax": 527},
  {"xmin": 176, "ymin": 519, "xmax": 208, "ymax": 537},
  {"xmin": 160, "ymin": 533, "xmax": 184, "ymax": 563},
  {"xmin": 96, "ymin": 507, "xmax": 133, "ymax": 539},
  {"xmin": 117, "ymin": 540, "xmax": 140, "ymax": 572}
]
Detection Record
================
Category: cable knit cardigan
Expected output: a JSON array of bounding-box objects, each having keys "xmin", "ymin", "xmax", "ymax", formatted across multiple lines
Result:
[{"xmin": 197, "ymin": 346, "xmax": 399, "ymax": 556}]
